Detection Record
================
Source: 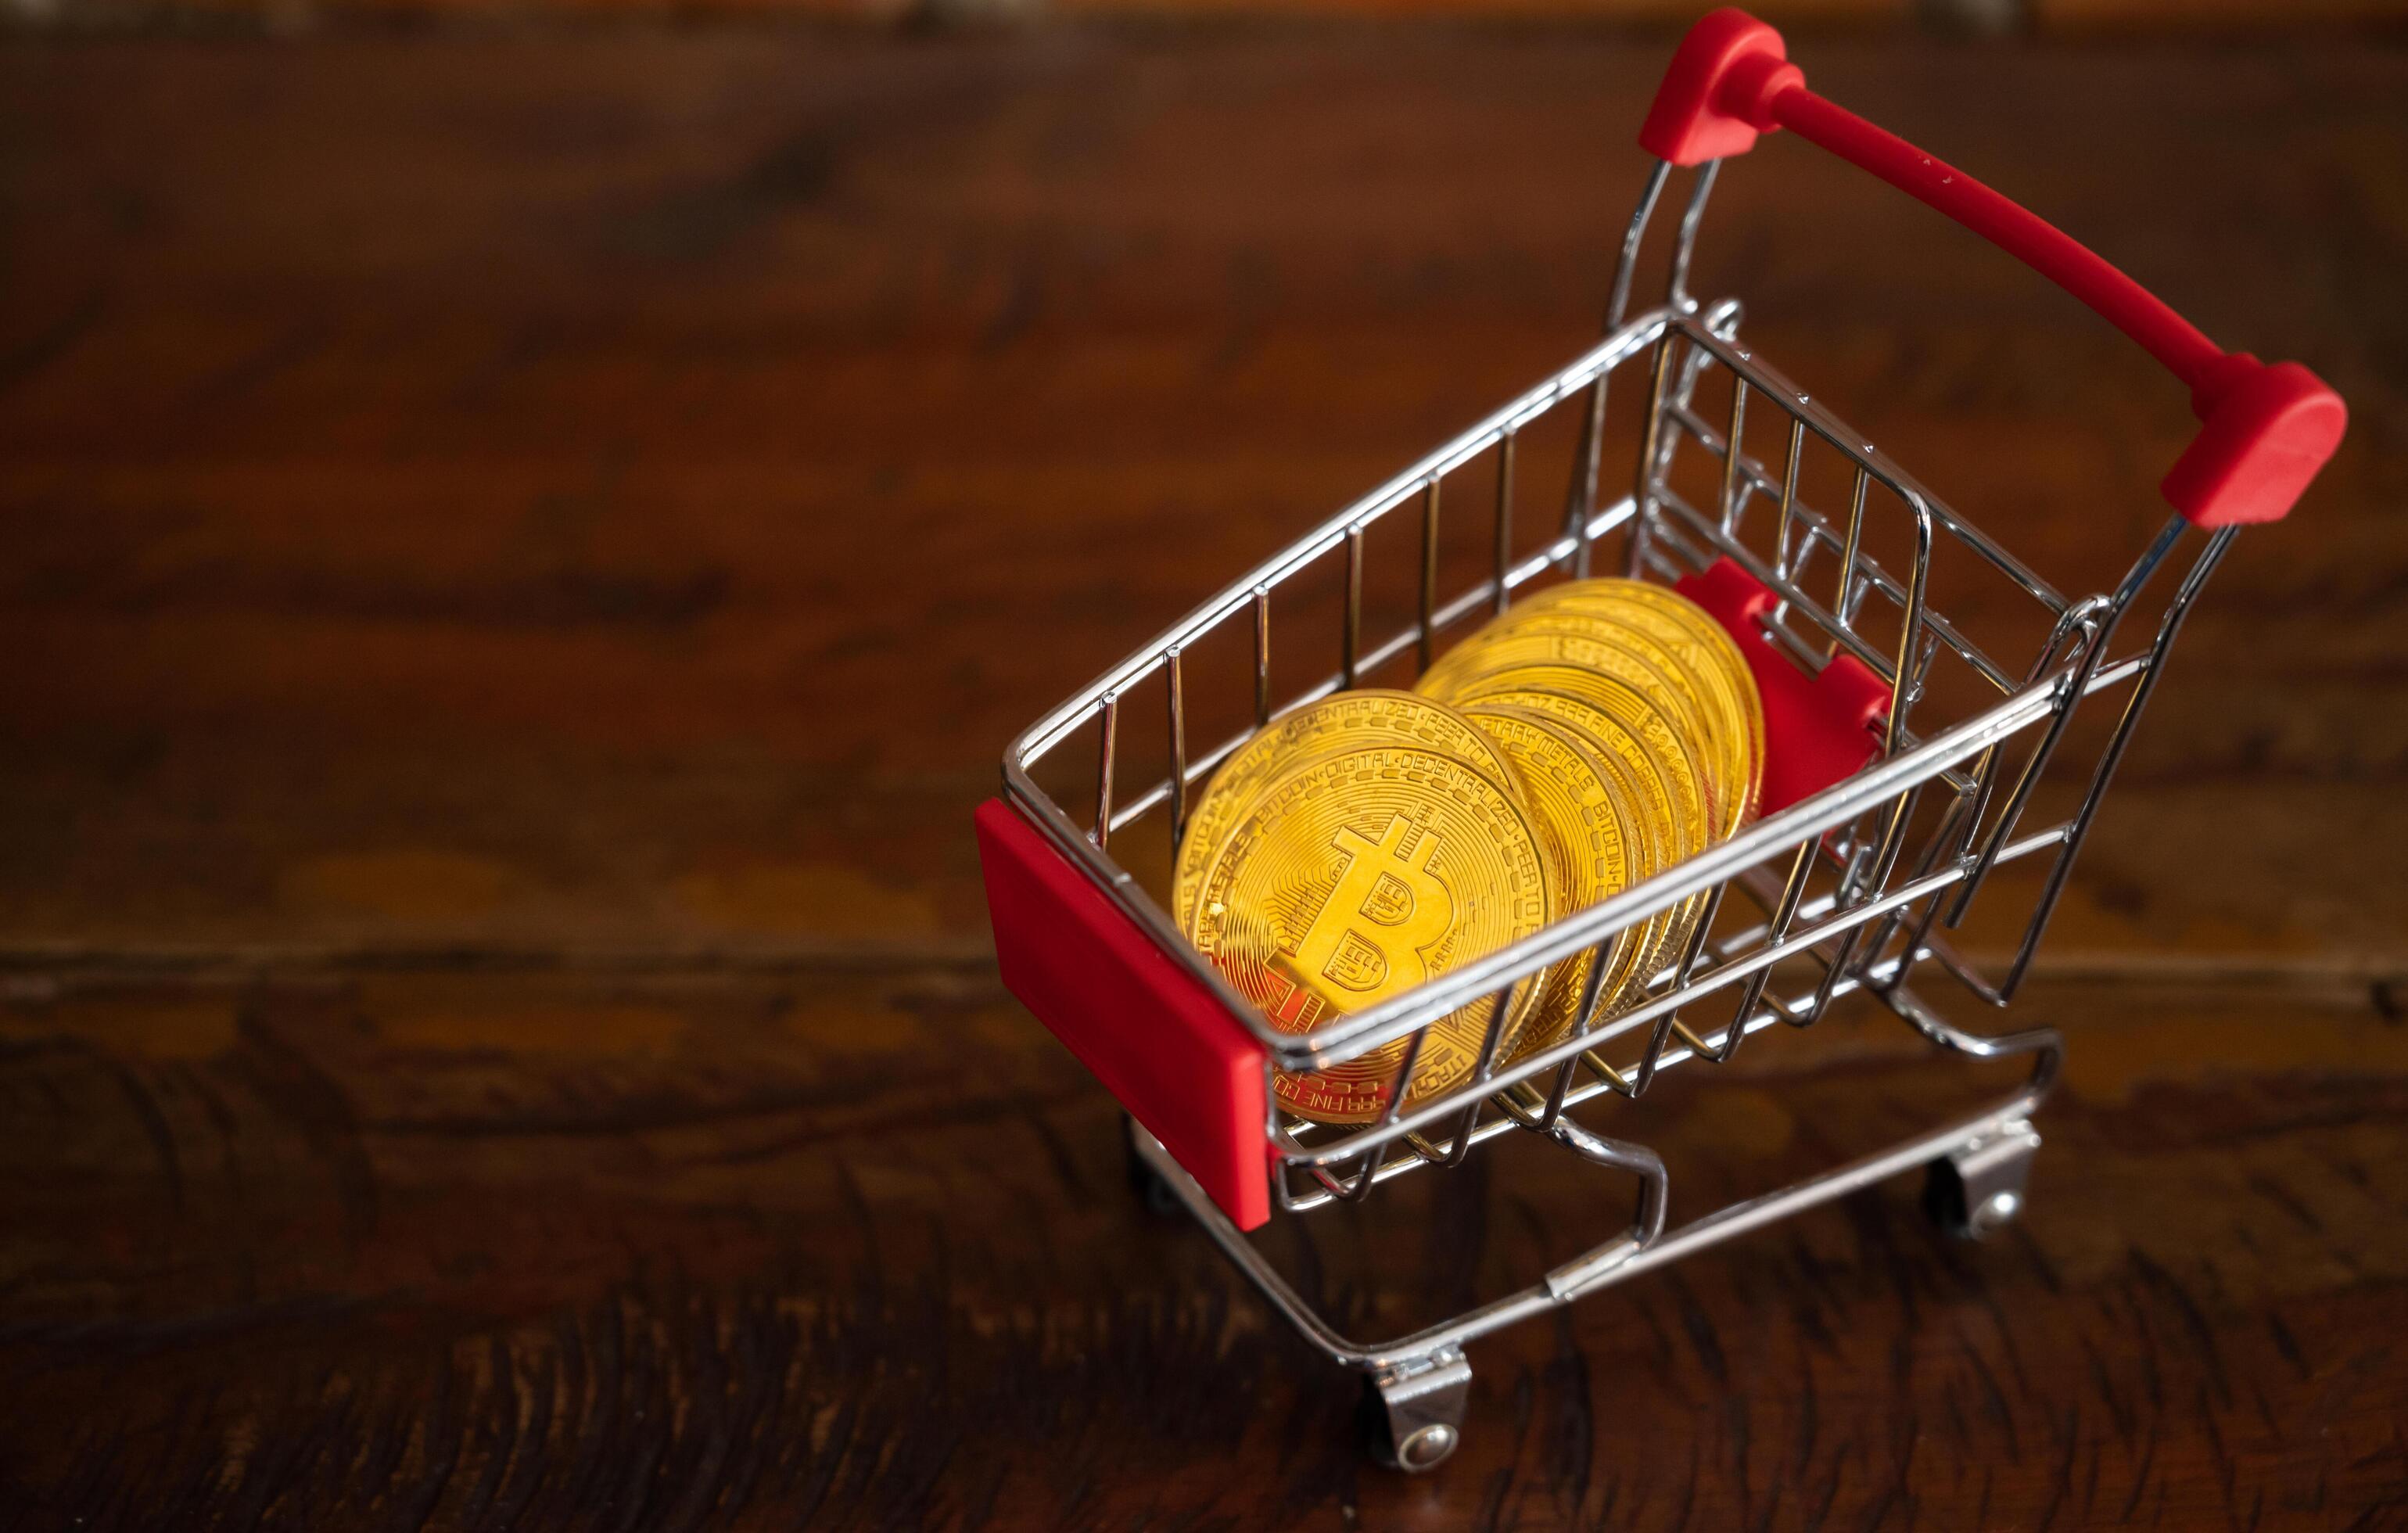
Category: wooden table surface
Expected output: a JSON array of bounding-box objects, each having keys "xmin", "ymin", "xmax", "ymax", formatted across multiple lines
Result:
[{"xmin": 2, "ymin": 25, "xmax": 2404, "ymax": 1531}]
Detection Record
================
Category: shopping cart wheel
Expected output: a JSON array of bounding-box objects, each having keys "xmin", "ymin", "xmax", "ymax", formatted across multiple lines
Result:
[
  {"xmin": 1121, "ymin": 1116, "xmax": 1183, "ymax": 1218},
  {"xmin": 1923, "ymin": 1120, "xmax": 2042, "ymax": 1240},
  {"xmin": 1361, "ymin": 1353, "xmax": 1472, "ymax": 1472}
]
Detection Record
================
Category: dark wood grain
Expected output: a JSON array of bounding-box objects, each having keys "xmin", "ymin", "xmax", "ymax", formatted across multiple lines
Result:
[
  {"xmin": 16, "ymin": 0, "xmax": 2406, "ymax": 37},
  {"xmin": 2, "ymin": 968, "xmax": 2404, "ymax": 1528},
  {"xmin": 0, "ymin": 25, "xmax": 2403, "ymax": 1531}
]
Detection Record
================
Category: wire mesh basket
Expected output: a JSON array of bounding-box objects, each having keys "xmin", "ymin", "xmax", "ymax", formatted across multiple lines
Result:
[{"xmin": 974, "ymin": 6, "xmax": 2345, "ymax": 1470}]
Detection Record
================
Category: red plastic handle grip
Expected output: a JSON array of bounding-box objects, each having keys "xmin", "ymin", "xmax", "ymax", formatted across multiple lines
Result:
[{"xmin": 1638, "ymin": 9, "xmax": 2346, "ymax": 529}]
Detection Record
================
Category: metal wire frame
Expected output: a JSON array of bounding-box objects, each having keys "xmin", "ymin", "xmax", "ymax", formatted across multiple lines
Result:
[
  {"xmin": 1269, "ymin": 821, "xmax": 2072, "ymax": 1211},
  {"xmin": 979, "ymin": 138, "xmax": 2278, "ymax": 1478},
  {"xmin": 1261, "ymin": 299, "xmax": 2226, "ymax": 1211},
  {"xmin": 1134, "ymin": 968, "xmax": 2060, "ymax": 1377},
  {"xmin": 999, "ymin": 155, "xmax": 2238, "ymax": 1237},
  {"xmin": 1264, "ymin": 506, "xmax": 2227, "ymax": 1206},
  {"xmin": 1003, "ymin": 309, "xmax": 1685, "ymax": 1052},
  {"xmin": 1005, "ymin": 313, "xmax": 2072, "ymax": 1025}
]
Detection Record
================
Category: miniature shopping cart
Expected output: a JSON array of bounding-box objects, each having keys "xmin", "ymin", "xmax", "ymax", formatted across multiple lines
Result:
[{"xmin": 975, "ymin": 8, "xmax": 2345, "ymax": 1471}]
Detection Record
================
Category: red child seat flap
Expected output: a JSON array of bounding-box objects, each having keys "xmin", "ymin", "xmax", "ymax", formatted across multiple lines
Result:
[{"xmin": 1677, "ymin": 558, "xmax": 1889, "ymax": 816}]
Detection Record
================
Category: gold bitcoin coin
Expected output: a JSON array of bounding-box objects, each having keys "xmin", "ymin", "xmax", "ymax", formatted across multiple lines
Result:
[
  {"xmin": 1462, "ymin": 704, "xmax": 1645, "ymax": 1055},
  {"xmin": 1186, "ymin": 744, "xmax": 1552, "ymax": 1123},
  {"xmin": 1423, "ymin": 660, "xmax": 1709, "ymax": 857},
  {"xmin": 1519, "ymin": 580, "xmax": 1764, "ymax": 829},
  {"xmin": 1438, "ymin": 665, "xmax": 1712, "ymax": 983},
  {"xmin": 1441, "ymin": 609, "xmax": 1757, "ymax": 838},
  {"xmin": 1420, "ymin": 627, "xmax": 1724, "ymax": 836},
  {"xmin": 1448, "ymin": 684, "xmax": 1679, "ymax": 984},
  {"xmin": 1172, "ymin": 691, "xmax": 1517, "ymax": 932}
]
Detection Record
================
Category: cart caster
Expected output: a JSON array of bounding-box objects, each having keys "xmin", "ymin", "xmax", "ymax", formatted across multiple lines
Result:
[
  {"xmin": 1924, "ymin": 1119, "xmax": 2041, "ymax": 1240},
  {"xmin": 1361, "ymin": 1353, "xmax": 1472, "ymax": 1473},
  {"xmin": 1122, "ymin": 1118, "xmax": 1182, "ymax": 1218}
]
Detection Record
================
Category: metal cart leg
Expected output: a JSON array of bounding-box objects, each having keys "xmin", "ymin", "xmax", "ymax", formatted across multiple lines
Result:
[
  {"xmin": 1362, "ymin": 1352, "xmax": 1473, "ymax": 1472},
  {"xmin": 1126, "ymin": 1115, "xmax": 1663, "ymax": 1472},
  {"xmin": 1881, "ymin": 982, "xmax": 2057, "ymax": 1240},
  {"xmin": 1122, "ymin": 1114, "xmax": 1183, "ymax": 1218},
  {"xmin": 1924, "ymin": 1118, "xmax": 2042, "ymax": 1239},
  {"xmin": 1122, "ymin": 991, "xmax": 2059, "ymax": 1470}
]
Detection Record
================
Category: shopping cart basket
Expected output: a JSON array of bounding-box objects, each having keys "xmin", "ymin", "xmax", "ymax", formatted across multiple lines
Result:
[{"xmin": 974, "ymin": 7, "xmax": 2345, "ymax": 1471}]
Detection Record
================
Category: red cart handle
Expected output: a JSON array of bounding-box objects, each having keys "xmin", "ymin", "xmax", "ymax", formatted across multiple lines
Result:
[{"xmin": 1638, "ymin": 9, "xmax": 2345, "ymax": 529}]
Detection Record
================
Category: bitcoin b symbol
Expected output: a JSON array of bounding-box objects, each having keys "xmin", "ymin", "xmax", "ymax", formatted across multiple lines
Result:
[{"xmin": 1288, "ymin": 815, "xmax": 1454, "ymax": 1001}]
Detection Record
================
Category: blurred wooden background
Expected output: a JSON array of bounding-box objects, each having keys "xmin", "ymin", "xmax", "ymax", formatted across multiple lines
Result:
[
  {"xmin": 9, "ymin": 0, "xmax": 2408, "ymax": 32},
  {"xmin": 2, "ymin": 9, "xmax": 2405, "ymax": 1532}
]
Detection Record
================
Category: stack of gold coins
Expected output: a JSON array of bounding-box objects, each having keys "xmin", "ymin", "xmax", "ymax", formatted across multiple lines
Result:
[{"xmin": 1173, "ymin": 580, "xmax": 1764, "ymax": 1124}]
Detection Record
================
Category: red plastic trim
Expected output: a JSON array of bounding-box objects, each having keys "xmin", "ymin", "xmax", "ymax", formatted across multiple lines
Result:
[
  {"xmin": 2160, "ymin": 359, "xmax": 2350, "ymax": 530},
  {"xmin": 1635, "ymin": 9, "xmax": 1796, "ymax": 168},
  {"xmin": 975, "ymin": 799, "xmax": 1272, "ymax": 1230},
  {"xmin": 1678, "ymin": 558, "xmax": 1886, "ymax": 817},
  {"xmin": 1638, "ymin": 8, "xmax": 2346, "ymax": 527}
]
